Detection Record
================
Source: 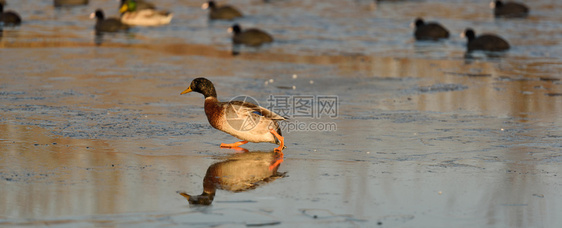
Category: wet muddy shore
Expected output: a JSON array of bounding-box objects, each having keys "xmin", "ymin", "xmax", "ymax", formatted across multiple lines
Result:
[{"xmin": 1, "ymin": 0, "xmax": 562, "ymax": 227}]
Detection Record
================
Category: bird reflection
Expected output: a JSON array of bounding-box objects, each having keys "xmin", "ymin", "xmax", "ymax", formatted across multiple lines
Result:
[
  {"xmin": 231, "ymin": 45, "xmax": 240, "ymax": 56},
  {"xmin": 178, "ymin": 150, "xmax": 286, "ymax": 205},
  {"xmin": 463, "ymin": 51, "xmax": 506, "ymax": 64},
  {"xmin": 94, "ymin": 34, "xmax": 103, "ymax": 46}
]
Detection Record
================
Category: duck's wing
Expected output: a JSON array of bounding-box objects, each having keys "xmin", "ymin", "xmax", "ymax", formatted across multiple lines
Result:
[
  {"xmin": 137, "ymin": 0, "xmax": 157, "ymax": 10},
  {"xmin": 226, "ymin": 101, "xmax": 286, "ymax": 120},
  {"xmin": 137, "ymin": 9, "xmax": 172, "ymax": 18},
  {"xmin": 121, "ymin": 9, "xmax": 172, "ymax": 26}
]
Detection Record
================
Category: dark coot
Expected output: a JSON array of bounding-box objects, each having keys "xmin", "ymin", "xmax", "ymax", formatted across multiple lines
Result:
[
  {"xmin": 90, "ymin": 9, "xmax": 129, "ymax": 33},
  {"xmin": 202, "ymin": 1, "xmax": 242, "ymax": 20},
  {"xmin": 491, "ymin": 1, "xmax": 529, "ymax": 18},
  {"xmin": 412, "ymin": 18, "xmax": 449, "ymax": 41},
  {"xmin": 461, "ymin": 28, "xmax": 510, "ymax": 52},
  {"xmin": 0, "ymin": 2, "xmax": 21, "ymax": 26},
  {"xmin": 54, "ymin": 0, "xmax": 89, "ymax": 7},
  {"xmin": 229, "ymin": 24, "xmax": 273, "ymax": 46}
]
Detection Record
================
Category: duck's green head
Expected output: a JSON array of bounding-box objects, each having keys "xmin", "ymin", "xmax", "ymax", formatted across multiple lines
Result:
[
  {"xmin": 119, "ymin": 0, "xmax": 137, "ymax": 13},
  {"xmin": 181, "ymin": 77, "xmax": 217, "ymax": 98},
  {"xmin": 178, "ymin": 191, "xmax": 215, "ymax": 205}
]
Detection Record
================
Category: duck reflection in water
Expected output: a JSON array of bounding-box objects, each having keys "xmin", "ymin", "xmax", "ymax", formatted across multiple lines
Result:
[{"xmin": 178, "ymin": 150, "xmax": 286, "ymax": 205}]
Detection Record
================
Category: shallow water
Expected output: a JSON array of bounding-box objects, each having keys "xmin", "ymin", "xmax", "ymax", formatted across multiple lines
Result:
[{"xmin": 1, "ymin": 0, "xmax": 562, "ymax": 227}]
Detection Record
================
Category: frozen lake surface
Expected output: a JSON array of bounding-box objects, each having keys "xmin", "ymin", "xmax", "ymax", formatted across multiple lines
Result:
[{"xmin": 1, "ymin": 0, "xmax": 561, "ymax": 227}]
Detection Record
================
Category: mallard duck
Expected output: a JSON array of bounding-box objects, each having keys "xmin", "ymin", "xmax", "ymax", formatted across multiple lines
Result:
[
  {"xmin": 461, "ymin": 28, "xmax": 510, "ymax": 52},
  {"xmin": 119, "ymin": 0, "xmax": 172, "ymax": 26},
  {"xmin": 178, "ymin": 151, "xmax": 285, "ymax": 205},
  {"xmin": 0, "ymin": 2, "xmax": 21, "ymax": 26},
  {"xmin": 228, "ymin": 24, "xmax": 273, "ymax": 47},
  {"xmin": 54, "ymin": 0, "xmax": 89, "ymax": 7},
  {"xmin": 411, "ymin": 18, "xmax": 449, "ymax": 41},
  {"xmin": 180, "ymin": 78, "xmax": 286, "ymax": 151},
  {"xmin": 490, "ymin": 1, "xmax": 529, "ymax": 18},
  {"xmin": 202, "ymin": 1, "xmax": 243, "ymax": 20},
  {"xmin": 119, "ymin": 0, "xmax": 155, "ymax": 11},
  {"xmin": 90, "ymin": 9, "xmax": 129, "ymax": 33}
]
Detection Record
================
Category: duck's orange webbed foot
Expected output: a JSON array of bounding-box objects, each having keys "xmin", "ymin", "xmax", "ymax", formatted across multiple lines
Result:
[
  {"xmin": 270, "ymin": 130, "xmax": 284, "ymax": 154},
  {"xmin": 269, "ymin": 155, "xmax": 284, "ymax": 171},
  {"xmin": 220, "ymin": 141, "xmax": 248, "ymax": 151}
]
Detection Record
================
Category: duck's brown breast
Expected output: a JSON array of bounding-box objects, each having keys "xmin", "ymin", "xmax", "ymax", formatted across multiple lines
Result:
[{"xmin": 204, "ymin": 98, "xmax": 224, "ymax": 129}]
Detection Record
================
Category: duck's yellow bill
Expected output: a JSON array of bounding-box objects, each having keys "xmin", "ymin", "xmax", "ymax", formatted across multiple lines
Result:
[
  {"xmin": 180, "ymin": 87, "xmax": 192, "ymax": 95},
  {"xmin": 119, "ymin": 4, "xmax": 128, "ymax": 14}
]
